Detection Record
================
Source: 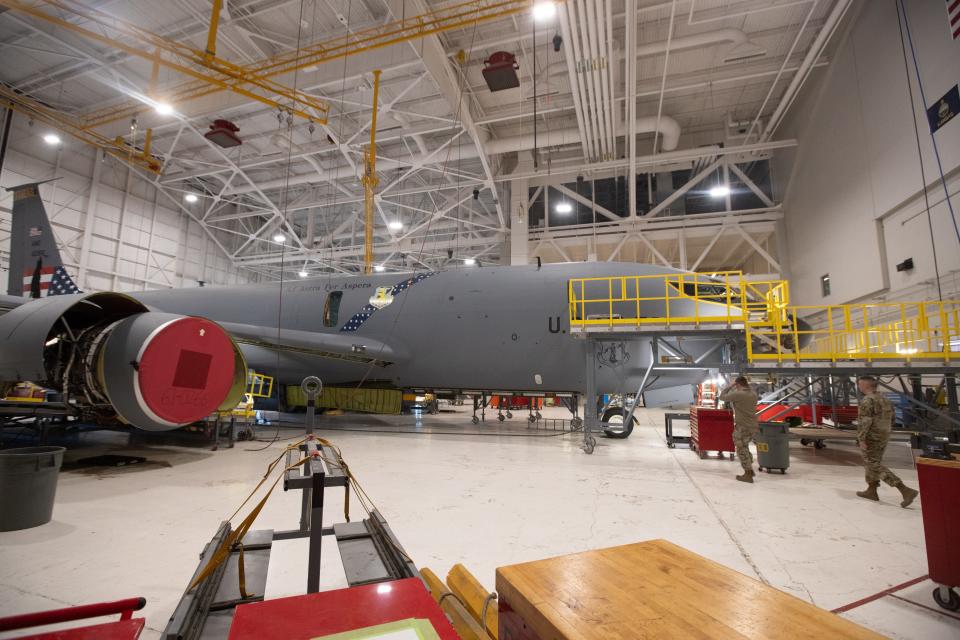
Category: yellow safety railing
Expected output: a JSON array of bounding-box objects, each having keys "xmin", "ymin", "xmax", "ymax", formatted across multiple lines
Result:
[
  {"xmin": 568, "ymin": 273, "xmax": 959, "ymax": 363},
  {"xmin": 747, "ymin": 301, "xmax": 960, "ymax": 363},
  {"xmin": 567, "ymin": 271, "xmax": 788, "ymax": 329}
]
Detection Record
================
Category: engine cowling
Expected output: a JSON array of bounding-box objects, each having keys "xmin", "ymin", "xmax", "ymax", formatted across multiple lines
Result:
[{"xmin": 0, "ymin": 292, "xmax": 246, "ymax": 431}]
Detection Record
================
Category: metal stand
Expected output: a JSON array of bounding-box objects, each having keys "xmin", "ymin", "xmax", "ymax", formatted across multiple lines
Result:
[
  {"xmin": 301, "ymin": 376, "xmax": 322, "ymax": 436},
  {"xmin": 582, "ymin": 339, "xmax": 598, "ymax": 454},
  {"xmin": 274, "ymin": 440, "xmax": 342, "ymax": 593},
  {"xmin": 664, "ymin": 412, "xmax": 691, "ymax": 448}
]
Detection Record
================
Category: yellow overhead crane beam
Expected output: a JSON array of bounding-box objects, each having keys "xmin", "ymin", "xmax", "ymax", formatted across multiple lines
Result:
[
  {"xmin": 0, "ymin": 0, "xmax": 549, "ymax": 129},
  {"xmin": 0, "ymin": 84, "xmax": 163, "ymax": 174},
  {"xmin": 363, "ymin": 70, "xmax": 382, "ymax": 275},
  {"xmin": 0, "ymin": 0, "xmax": 330, "ymax": 126}
]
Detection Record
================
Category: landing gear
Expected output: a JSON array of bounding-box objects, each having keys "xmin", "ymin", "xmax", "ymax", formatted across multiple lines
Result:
[
  {"xmin": 601, "ymin": 407, "xmax": 635, "ymax": 439},
  {"xmin": 471, "ymin": 394, "xmax": 486, "ymax": 426},
  {"xmin": 933, "ymin": 586, "xmax": 960, "ymax": 611},
  {"xmin": 571, "ymin": 416, "xmax": 583, "ymax": 430}
]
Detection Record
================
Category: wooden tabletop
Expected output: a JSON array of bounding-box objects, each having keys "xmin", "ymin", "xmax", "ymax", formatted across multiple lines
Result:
[
  {"xmin": 495, "ymin": 540, "xmax": 885, "ymax": 640},
  {"xmin": 916, "ymin": 453, "xmax": 960, "ymax": 470}
]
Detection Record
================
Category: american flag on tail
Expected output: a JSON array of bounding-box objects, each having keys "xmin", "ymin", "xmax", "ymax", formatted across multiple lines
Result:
[{"xmin": 22, "ymin": 265, "xmax": 81, "ymax": 298}]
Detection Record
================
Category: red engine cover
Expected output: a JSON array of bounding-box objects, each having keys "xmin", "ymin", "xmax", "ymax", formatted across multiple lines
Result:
[{"xmin": 136, "ymin": 317, "xmax": 237, "ymax": 424}]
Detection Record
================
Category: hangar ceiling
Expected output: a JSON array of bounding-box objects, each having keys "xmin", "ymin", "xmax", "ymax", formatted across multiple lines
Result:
[{"xmin": 0, "ymin": 0, "xmax": 849, "ymax": 279}]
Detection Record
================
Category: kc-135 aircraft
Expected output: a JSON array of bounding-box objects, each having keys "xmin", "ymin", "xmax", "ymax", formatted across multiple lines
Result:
[{"xmin": 0, "ymin": 181, "xmax": 792, "ymax": 437}]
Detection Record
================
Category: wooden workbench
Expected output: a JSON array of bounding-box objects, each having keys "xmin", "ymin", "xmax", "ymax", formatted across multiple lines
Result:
[{"xmin": 495, "ymin": 539, "xmax": 885, "ymax": 640}]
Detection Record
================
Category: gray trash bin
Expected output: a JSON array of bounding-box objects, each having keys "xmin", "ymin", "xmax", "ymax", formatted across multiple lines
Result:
[
  {"xmin": 0, "ymin": 446, "xmax": 66, "ymax": 531},
  {"xmin": 756, "ymin": 422, "xmax": 790, "ymax": 474}
]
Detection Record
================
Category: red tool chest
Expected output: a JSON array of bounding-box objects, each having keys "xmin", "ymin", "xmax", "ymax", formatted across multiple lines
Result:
[
  {"xmin": 690, "ymin": 406, "xmax": 735, "ymax": 459},
  {"xmin": 917, "ymin": 455, "xmax": 960, "ymax": 591}
]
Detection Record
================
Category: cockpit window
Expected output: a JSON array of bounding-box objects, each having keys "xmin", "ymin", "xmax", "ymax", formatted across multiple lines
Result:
[
  {"xmin": 676, "ymin": 282, "xmax": 730, "ymax": 298},
  {"xmin": 324, "ymin": 291, "xmax": 343, "ymax": 327}
]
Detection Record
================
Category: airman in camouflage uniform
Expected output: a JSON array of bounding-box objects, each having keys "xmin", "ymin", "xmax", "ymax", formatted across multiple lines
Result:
[
  {"xmin": 856, "ymin": 376, "xmax": 919, "ymax": 508},
  {"xmin": 719, "ymin": 376, "xmax": 759, "ymax": 483}
]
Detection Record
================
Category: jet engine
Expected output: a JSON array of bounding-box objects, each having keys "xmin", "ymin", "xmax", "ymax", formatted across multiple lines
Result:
[{"xmin": 0, "ymin": 292, "xmax": 246, "ymax": 431}]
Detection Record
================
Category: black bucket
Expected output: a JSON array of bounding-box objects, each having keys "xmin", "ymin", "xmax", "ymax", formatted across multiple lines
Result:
[{"xmin": 0, "ymin": 446, "xmax": 66, "ymax": 531}]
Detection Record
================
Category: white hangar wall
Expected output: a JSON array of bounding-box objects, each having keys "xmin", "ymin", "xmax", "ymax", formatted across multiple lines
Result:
[
  {"xmin": 772, "ymin": 0, "xmax": 960, "ymax": 306},
  {"xmin": 0, "ymin": 115, "xmax": 260, "ymax": 294}
]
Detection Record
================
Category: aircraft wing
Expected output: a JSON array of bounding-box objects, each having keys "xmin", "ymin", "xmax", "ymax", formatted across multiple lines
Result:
[{"xmin": 218, "ymin": 321, "xmax": 400, "ymax": 368}]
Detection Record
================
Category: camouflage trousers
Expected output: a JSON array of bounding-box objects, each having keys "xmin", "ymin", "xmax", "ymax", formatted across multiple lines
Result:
[
  {"xmin": 733, "ymin": 426, "xmax": 757, "ymax": 472},
  {"xmin": 861, "ymin": 430, "xmax": 902, "ymax": 486}
]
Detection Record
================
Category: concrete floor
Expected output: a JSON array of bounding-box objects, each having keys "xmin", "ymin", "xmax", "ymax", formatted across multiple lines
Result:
[{"xmin": 1, "ymin": 406, "xmax": 958, "ymax": 639}]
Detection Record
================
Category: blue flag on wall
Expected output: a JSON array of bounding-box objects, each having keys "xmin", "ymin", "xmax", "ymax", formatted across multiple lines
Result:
[{"xmin": 927, "ymin": 84, "xmax": 959, "ymax": 134}]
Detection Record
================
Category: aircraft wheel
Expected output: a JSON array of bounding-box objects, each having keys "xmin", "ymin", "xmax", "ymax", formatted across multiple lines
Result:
[
  {"xmin": 471, "ymin": 415, "xmax": 479, "ymax": 425},
  {"xmin": 505, "ymin": 411, "xmax": 513, "ymax": 419},
  {"xmin": 800, "ymin": 438, "xmax": 810, "ymax": 446},
  {"xmin": 814, "ymin": 440, "xmax": 826, "ymax": 449},
  {"xmin": 933, "ymin": 587, "xmax": 960, "ymax": 611},
  {"xmin": 571, "ymin": 417, "xmax": 583, "ymax": 429},
  {"xmin": 528, "ymin": 415, "xmax": 537, "ymax": 423},
  {"xmin": 535, "ymin": 411, "xmax": 542, "ymax": 420},
  {"xmin": 601, "ymin": 407, "xmax": 635, "ymax": 439},
  {"xmin": 498, "ymin": 414, "xmax": 505, "ymax": 422}
]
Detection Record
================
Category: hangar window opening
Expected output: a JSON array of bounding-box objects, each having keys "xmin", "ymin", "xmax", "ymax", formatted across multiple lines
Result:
[
  {"xmin": 820, "ymin": 274, "xmax": 831, "ymax": 298},
  {"xmin": 324, "ymin": 291, "xmax": 343, "ymax": 327}
]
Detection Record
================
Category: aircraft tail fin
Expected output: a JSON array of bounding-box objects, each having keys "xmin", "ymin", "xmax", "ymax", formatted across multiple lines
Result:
[{"xmin": 5, "ymin": 180, "xmax": 82, "ymax": 298}]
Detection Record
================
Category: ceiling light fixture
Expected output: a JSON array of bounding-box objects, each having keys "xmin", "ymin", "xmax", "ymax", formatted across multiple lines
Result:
[
  {"xmin": 464, "ymin": 258, "xmax": 476, "ymax": 266},
  {"xmin": 555, "ymin": 202, "xmax": 573, "ymax": 214},
  {"xmin": 388, "ymin": 221, "xmax": 403, "ymax": 231},
  {"xmin": 532, "ymin": 1, "xmax": 556, "ymax": 21},
  {"xmin": 42, "ymin": 133, "xmax": 61, "ymax": 146},
  {"xmin": 155, "ymin": 102, "xmax": 174, "ymax": 115},
  {"xmin": 184, "ymin": 193, "xmax": 198, "ymax": 203},
  {"xmin": 709, "ymin": 185, "xmax": 731, "ymax": 198},
  {"xmin": 273, "ymin": 233, "xmax": 287, "ymax": 243}
]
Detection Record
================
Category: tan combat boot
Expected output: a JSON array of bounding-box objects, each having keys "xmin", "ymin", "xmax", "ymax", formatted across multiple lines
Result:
[
  {"xmin": 856, "ymin": 482, "xmax": 880, "ymax": 501},
  {"xmin": 896, "ymin": 482, "xmax": 919, "ymax": 508},
  {"xmin": 736, "ymin": 469, "xmax": 754, "ymax": 483}
]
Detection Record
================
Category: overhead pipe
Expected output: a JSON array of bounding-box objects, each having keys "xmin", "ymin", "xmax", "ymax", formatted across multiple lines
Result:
[
  {"xmin": 625, "ymin": 0, "xmax": 637, "ymax": 216},
  {"xmin": 485, "ymin": 115, "xmax": 681, "ymax": 154},
  {"xmin": 558, "ymin": 4, "xmax": 593, "ymax": 161},
  {"xmin": 541, "ymin": 28, "xmax": 758, "ymax": 78},
  {"xmin": 228, "ymin": 113, "xmax": 681, "ymax": 196},
  {"xmin": 588, "ymin": 0, "xmax": 613, "ymax": 158},
  {"xmin": 604, "ymin": 0, "xmax": 617, "ymax": 156},
  {"xmin": 575, "ymin": 0, "xmax": 603, "ymax": 160}
]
